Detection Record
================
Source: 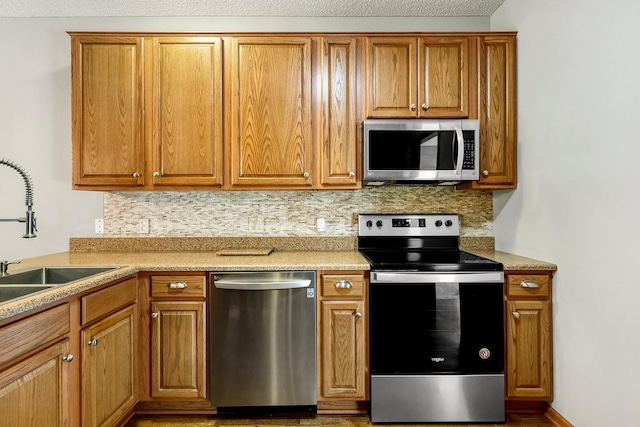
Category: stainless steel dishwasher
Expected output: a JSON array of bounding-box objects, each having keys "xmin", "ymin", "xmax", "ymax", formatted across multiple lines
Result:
[{"xmin": 209, "ymin": 271, "xmax": 316, "ymax": 410}]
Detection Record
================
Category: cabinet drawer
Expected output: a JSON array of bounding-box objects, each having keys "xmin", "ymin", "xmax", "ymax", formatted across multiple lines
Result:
[
  {"xmin": 507, "ymin": 274, "xmax": 550, "ymax": 298},
  {"xmin": 151, "ymin": 275, "xmax": 206, "ymax": 298},
  {"xmin": 82, "ymin": 277, "xmax": 137, "ymax": 325},
  {"xmin": 321, "ymin": 274, "xmax": 364, "ymax": 298},
  {"xmin": 0, "ymin": 304, "xmax": 69, "ymax": 367}
]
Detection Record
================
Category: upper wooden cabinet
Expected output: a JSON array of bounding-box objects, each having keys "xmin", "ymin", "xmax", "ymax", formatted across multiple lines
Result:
[
  {"xmin": 146, "ymin": 37, "xmax": 224, "ymax": 187},
  {"xmin": 226, "ymin": 37, "xmax": 315, "ymax": 188},
  {"xmin": 366, "ymin": 36, "xmax": 473, "ymax": 118},
  {"xmin": 71, "ymin": 36, "xmax": 145, "ymax": 187}
]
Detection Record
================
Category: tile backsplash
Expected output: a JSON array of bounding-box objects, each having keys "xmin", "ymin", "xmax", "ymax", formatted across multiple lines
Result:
[{"xmin": 104, "ymin": 186, "xmax": 493, "ymax": 237}]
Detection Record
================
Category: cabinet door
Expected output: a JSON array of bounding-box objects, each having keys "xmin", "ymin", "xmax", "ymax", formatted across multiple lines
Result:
[
  {"xmin": 228, "ymin": 37, "xmax": 314, "ymax": 187},
  {"xmin": 82, "ymin": 305, "xmax": 137, "ymax": 427},
  {"xmin": 320, "ymin": 300, "xmax": 366, "ymax": 399},
  {"xmin": 0, "ymin": 340, "xmax": 71, "ymax": 427},
  {"xmin": 147, "ymin": 37, "xmax": 224, "ymax": 187},
  {"xmin": 366, "ymin": 37, "xmax": 417, "ymax": 118},
  {"xmin": 71, "ymin": 36, "xmax": 145, "ymax": 187},
  {"xmin": 477, "ymin": 35, "xmax": 517, "ymax": 188},
  {"xmin": 150, "ymin": 301, "xmax": 206, "ymax": 399},
  {"xmin": 506, "ymin": 300, "xmax": 553, "ymax": 400},
  {"xmin": 418, "ymin": 37, "xmax": 470, "ymax": 118},
  {"xmin": 320, "ymin": 38, "xmax": 359, "ymax": 188}
]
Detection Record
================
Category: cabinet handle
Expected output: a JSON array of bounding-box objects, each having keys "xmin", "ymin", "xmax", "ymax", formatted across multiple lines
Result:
[
  {"xmin": 151, "ymin": 312, "xmax": 159, "ymax": 319},
  {"xmin": 303, "ymin": 172, "xmax": 310, "ymax": 178},
  {"xmin": 512, "ymin": 311, "xmax": 520, "ymax": 319},
  {"xmin": 62, "ymin": 354, "xmax": 74, "ymax": 362},
  {"xmin": 335, "ymin": 280, "xmax": 353, "ymax": 289},
  {"xmin": 410, "ymin": 103, "xmax": 417, "ymax": 111},
  {"xmin": 132, "ymin": 172, "xmax": 140, "ymax": 178},
  {"xmin": 88, "ymin": 339, "xmax": 98, "ymax": 347},
  {"xmin": 153, "ymin": 171, "xmax": 160, "ymax": 177},
  {"xmin": 169, "ymin": 282, "xmax": 188, "ymax": 289},
  {"xmin": 355, "ymin": 312, "xmax": 363, "ymax": 318},
  {"xmin": 349, "ymin": 171, "xmax": 355, "ymax": 177},
  {"xmin": 483, "ymin": 170, "xmax": 489, "ymax": 177},
  {"xmin": 520, "ymin": 280, "xmax": 540, "ymax": 288},
  {"xmin": 421, "ymin": 103, "xmax": 428, "ymax": 110}
]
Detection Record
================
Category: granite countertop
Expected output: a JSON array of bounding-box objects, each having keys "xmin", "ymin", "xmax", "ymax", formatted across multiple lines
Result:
[{"xmin": 0, "ymin": 244, "xmax": 557, "ymax": 322}]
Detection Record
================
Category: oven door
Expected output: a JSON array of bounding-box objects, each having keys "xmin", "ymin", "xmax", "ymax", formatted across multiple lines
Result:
[{"xmin": 370, "ymin": 271, "xmax": 504, "ymax": 375}]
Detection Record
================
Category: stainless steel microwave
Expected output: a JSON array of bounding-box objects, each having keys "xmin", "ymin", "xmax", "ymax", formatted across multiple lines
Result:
[{"xmin": 363, "ymin": 119, "xmax": 479, "ymax": 183}]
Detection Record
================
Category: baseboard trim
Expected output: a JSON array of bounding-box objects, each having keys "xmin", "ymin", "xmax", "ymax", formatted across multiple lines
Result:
[{"xmin": 545, "ymin": 405, "xmax": 574, "ymax": 427}]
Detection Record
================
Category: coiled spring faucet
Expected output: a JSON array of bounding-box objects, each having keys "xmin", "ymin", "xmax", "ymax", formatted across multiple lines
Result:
[{"xmin": 0, "ymin": 158, "xmax": 37, "ymax": 238}]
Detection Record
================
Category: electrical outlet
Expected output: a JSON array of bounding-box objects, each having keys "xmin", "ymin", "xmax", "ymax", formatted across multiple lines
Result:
[
  {"xmin": 139, "ymin": 219, "xmax": 150, "ymax": 234},
  {"xmin": 94, "ymin": 218, "xmax": 104, "ymax": 234},
  {"xmin": 317, "ymin": 218, "xmax": 326, "ymax": 232},
  {"xmin": 248, "ymin": 217, "xmax": 264, "ymax": 233}
]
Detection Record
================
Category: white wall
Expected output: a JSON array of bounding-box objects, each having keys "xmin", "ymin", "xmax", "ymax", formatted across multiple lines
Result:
[
  {"xmin": 491, "ymin": 1, "xmax": 640, "ymax": 425},
  {"xmin": 0, "ymin": 16, "xmax": 489, "ymax": 260}
]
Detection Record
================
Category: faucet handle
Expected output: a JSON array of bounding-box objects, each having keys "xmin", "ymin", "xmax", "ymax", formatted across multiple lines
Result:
[{"xmin": 0, "ymin": 260, "xmax": 21, "ymax": 276}]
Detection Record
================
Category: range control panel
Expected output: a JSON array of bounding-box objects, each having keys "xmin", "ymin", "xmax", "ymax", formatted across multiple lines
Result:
[{"xmin": 358, "ymin": 214, "xmax": 460, "ymax": 237}]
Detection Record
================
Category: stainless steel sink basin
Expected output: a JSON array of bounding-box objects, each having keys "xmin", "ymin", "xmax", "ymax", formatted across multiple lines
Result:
[
  {"xmin": 0, "ymin": 284, "xmax": 56, "ymax": 304},
  {"xmin": 0, "ymin": 266, "xmax": 117, "ymax": 285}
]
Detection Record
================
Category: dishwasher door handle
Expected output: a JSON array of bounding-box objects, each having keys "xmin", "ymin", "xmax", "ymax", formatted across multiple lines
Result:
[{"xmin": 214, "ymin": 279, "xmax": 311, "ymax": 290}]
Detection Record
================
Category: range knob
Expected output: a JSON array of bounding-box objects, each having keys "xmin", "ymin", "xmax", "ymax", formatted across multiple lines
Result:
[
  {"xmin": 445, "ymin": 220, "xmax": 453, "ymax": 227},
  {"xmin": 366, "ymin": 220, "xmax": 373, "ymax": 228},
  {"xmin": 435, "ymin": 220, "xmax": 443, "ymax": 227},
  {"xmin": 376, "ymin": 220, "xmax": 383, "ymax": 228}
]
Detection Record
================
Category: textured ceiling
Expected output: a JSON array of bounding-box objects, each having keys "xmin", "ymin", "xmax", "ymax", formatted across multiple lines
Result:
[{"xmin": 0, "ymin": 0, "xmax": 506, "ymax": 18}]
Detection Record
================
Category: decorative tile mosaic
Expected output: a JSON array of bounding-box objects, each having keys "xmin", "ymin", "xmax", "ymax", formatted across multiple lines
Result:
[{"xmin": 103, "ymin": 186, "xmax": 493, "ymax": 237}]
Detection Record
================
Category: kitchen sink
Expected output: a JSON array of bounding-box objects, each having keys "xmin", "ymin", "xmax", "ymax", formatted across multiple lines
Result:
[
  {"xmin": 0, "ymin": 284, "xmax": 56, "ymax": 304},
  {"xmin": 0, "ymin": 266, "xmax": 118, "ymax": 285}
]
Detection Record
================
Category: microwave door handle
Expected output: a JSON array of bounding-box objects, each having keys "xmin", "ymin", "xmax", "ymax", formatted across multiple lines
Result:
[{"xmin": 454, "ymin": 122, "xmax": 464, "ymax": 177}]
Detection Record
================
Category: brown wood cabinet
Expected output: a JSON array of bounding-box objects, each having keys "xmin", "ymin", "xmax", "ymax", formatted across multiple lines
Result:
[
  {"xmin": 0, "ymin": 304, "xmax": 72, "ymax": 427},
  {"xmin": 226, "ymin": 36, "xmax": 315, "ymax": 188},
  {"xmin": 505, "ymin": 272, "xmax": 553, "ymax": 401},
  {"xmin": 366, "ymin": 36, "xmax": 473, "ymax": 118},
  {"xmin": 318, "ymin": 271, "xmax": 368, "ymax": 409},
  {"xmin": 80, "ymin": 278, "xmax": 138, "ymax": 427}
]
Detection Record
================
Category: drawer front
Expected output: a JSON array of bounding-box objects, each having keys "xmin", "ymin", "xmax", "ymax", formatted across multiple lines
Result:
[
  {"xmin": 321, "ymin": 274, "xmax": 364, "ymax": 298},
  {"xmin": 151, "ymin": 275, "xmax": 206, "ymax": 299},
  {"xmin": 82, "ymin": 277, "xmax": 137, "ymax": 325},
  {"xmin": 507, "ymin": 274, "xmax": 550, "ymax": 298},
  {"xmin": 0, "ymin": 304, "xmax": 69, "ymax": 367}
]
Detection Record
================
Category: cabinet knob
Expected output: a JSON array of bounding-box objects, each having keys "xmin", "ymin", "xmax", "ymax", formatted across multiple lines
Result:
[
  {"xmin": 151, "ymin": 312, "xmax": 159, "ymax": 319},
  {"xmin": 349, "ymin": 171, "xmax": 355, "ymax": 177},
  {"xmin": 132, "ymin": 172, "xmax": 140, "ymax": 178},
  {"xmin": 512, "ymin": 311, "xmax": 520, "ymax": 319},
  {"xmin": 520, "ymin": 280, "xmax": 540, "ymax": 288},
  {"xmin": 421, "ymin": 103, "xmax": 428, "ymax": 110},
  {"xmin": 88, "ymin": 339, "xmax": 98, "ymax": 347},
  {"xmin": 355, "ymin": 312, "xmax": 363, "ymax": 318},
  {"xmin": 303, "ymin": 172, "xmax": 310, "ymax": 178},
  {"xmin": 410, "ymin": 104, "xmax": 417, "ymax": 111},
  {"xmin": 62, "ymin": 354, "xmax": 74, "ymax": 362},
  {"xmin": 169, "ymin": 282, "xmax": 188, "ymax": 289},
  {"xmin": 153, "ymin": 171, "xmax": 160, "ymax": 177},
  {"xmin": 335, "ymin": 280, "xmax": 353, "ymax": 289},
  {"xmin": 483, "ymin": 170, "xmax": 489, "ymax": 177}
]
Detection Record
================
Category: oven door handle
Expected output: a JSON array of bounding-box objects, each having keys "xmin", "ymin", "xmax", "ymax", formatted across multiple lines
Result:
[{"xmin": 371, "ymin": 271, "xmax": 504, "ymax": 284}]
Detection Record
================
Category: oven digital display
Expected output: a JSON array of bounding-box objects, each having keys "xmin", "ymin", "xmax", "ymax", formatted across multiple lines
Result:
[{"xmin": 392, "ymin": 218, "xmax": 427, "ymax": 228}]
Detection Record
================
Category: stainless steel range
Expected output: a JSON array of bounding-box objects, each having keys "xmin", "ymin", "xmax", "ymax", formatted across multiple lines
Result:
[{"xmin": 358, "ymin": 214, "xmax": 505, "ymax": 423}]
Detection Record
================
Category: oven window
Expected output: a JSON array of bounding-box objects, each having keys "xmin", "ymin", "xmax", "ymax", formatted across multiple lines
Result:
[
  {"xmin": 370, "ymin": 282, "xmax": 504, "ymax": 375},
  {"xmin": 368, "ymin": 130, "xmax": 457, "ymax": 171}
]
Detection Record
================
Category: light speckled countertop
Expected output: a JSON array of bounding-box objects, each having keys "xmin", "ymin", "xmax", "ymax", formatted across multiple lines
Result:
[{"xmin": 0, "ymin": 247, "xmax": 556, "ymax": 322}]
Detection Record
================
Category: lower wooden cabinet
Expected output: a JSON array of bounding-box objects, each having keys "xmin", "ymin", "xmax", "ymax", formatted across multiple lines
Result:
[
  {"xmin": 81, "ymin": 304, "xmax": 138, "ymax": 427},
  {"xmin": 150, "ymin": 301, "xmax": 207, "ymax": 399},
  {"xmin": 0, "ymin": 340, "xmax": 71, "ymax": 427},
  {"xmin": 318, "ymin": 272, "xmax": 368, "ymax": 404},
  {"xmin": 505, "ymin": 272, "xmax": 553, "ymax": 401}
]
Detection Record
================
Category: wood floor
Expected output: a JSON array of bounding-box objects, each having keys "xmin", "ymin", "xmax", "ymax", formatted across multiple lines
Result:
[{"xmin": 125, "ymin": 414, "xmax": 556, "ymax": 427}]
